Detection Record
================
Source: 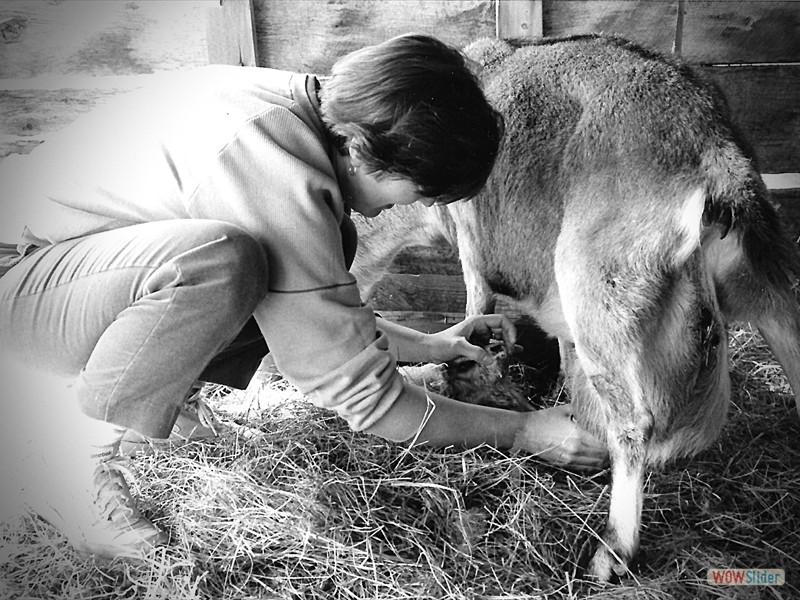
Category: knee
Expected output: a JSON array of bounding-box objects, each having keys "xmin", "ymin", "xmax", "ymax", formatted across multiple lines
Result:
[
  {"xmin": 164, "ymin": 222, "xmax": 269, "ymax": 316},
  {"xmin": 207, "ymin": 225, "xmax": 269, "ymax": 308}
]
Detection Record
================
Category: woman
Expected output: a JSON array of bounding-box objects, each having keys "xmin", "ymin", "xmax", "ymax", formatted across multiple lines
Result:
[{"xmin": 0, "ymin": 34, "xmax": 606, "ymax": 560}]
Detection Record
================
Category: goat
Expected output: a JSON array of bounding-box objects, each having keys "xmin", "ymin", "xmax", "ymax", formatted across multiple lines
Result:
[
  {"xmin": 350, "ymin": 34, "xmax": 800, "ymax": 582},
  {"xmin": 399, "ymin": 340, "xmax": 532, "ymax": 412}
]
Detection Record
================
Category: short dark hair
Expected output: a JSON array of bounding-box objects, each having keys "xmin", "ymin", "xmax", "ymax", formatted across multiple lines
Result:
[{"xmin": 320, "ymin": 34, "xmax": 504, "ymax": 204}]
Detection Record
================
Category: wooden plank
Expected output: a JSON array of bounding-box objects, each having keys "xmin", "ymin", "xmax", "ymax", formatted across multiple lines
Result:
[
  {"xmin": 206, "ymin": 0, "xmax": 259, "ymax": 66},
  {"xmin": 386, "ymin": 244, "xmax": 461, "ymax": 276},
  {"xmin": 0, "ymin": 87, "xmax": 130, "ymax": 160},
  {"xmin": 681, "ymin": 1, "xmax": 800, "ymax": 64},
  {"xmin": 367, "ymin": 274, "xmax": 467, "ymax": 312},
  {"xmin": 541, "ymin": 0, "xmax": 800, "ymax": 62},
  {"xmin": 2, "ymin": 68, "xmax": 797, "ymax": 176},
  {"xmin": 765, "ymin": 174, "xmax": 800, "ymax": 190},
  {"xmin": 698, "ymin": 65, "xmax": 800, "ymax": 175},
  {"xmin": 367, "ymin": 273, "xmax": 521, "ymax": 314},
  {"xmin": 251, "ymin": 0, "xmax": 495, "ymax": 73},
  {"xmin": 672, "ymin": 0, "xmax": 685, "ymax": 55},
  {"xmin": 496, "ymin": 0, "xmax": 543, "ymax": 39},
  {"xmin": 0, "ymin": 88, "xmax": 122, "ymax": 138},
  {"xmin": 0, "ymin": 1, "xmax": 211, "ymax": 79},
  {"xmin": 773, "ymin": 188, "xmax": 800, "ymax": 243},
  {"xmin": 542, "ymin": 1, "xmax": 678, "ymax": 55},
  {"xmin": 375, "ymin": 310, "xmax": 470, "ymax": 334}
]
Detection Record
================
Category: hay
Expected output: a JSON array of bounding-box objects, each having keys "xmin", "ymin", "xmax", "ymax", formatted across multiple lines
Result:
[{"xmin": 1, "ymin": 325, "xmax": 798, "ymax": 599}]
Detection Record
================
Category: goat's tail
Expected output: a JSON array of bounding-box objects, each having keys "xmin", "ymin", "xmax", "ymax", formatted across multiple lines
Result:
[
  {"xmin": 702, "ymin": 147, "xmax": 800, "ymax": 291},
  {"xmin": 702, "ymin": 149, "xmax": 800, "ymax": 411}
]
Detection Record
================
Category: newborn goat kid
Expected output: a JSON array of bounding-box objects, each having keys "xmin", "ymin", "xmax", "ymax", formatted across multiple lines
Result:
[{"xmin": 399, "ymin": 340, "xmax": 531, "ymax": 412}]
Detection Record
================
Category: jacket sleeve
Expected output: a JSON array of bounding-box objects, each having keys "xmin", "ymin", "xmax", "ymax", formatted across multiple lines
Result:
[
  {"xmin": 254, "ymin": 287, "xmax": 412, "ymax": 434},
  {"xmin": 188, "ymin": 103, "xmax": 424, "ymax": 439}
]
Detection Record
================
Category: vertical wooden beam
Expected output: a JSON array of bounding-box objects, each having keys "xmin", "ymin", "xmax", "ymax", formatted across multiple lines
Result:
[
  {"xmin": 672, "ymin": 0, "xmax": 685, "ymax": 55},
  {"xmin": 496, "ymin": 0, "xmax": 544, "ymax": 39},
  {"xmin": 206, "ymin": 0, "xmax": 259, "ymax": 66}
]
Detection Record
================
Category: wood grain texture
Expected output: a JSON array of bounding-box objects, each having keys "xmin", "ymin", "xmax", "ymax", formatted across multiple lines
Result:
[
  {"xmin": 3, "ymin": 66, "xmax": 795, "ymax": 175},
  {"xmin": 496, "ymin": 0, "xmax": 543, "ymax": 39},
  {"xmin": 699, "ymin": 65, "xmax": 800, "ymax": 174},
  {"xmin": 681, "ymin": 0, "xmax": 800, "ymax": 64},
  {"xmin": 366, "ymin": 272, "xmax": 521, "ymax": 314},
  {"xmin": 252, "ymin": 0, "xmax": 495, "ymax": 72},
  {"xmin": 0, "ymin": 87, "xmax": 131, "ymax": 160},
  {"xmin": 542, "ymin": 1, "xmax": 679, "ymax": 54},
  {"xmin": 774, "ymin": 188, "xmax": 800, "ymax": 243},
  {"xmin": 206, "ymin": 0, "xmax": 258, "ymax": 66},
  {"xmin": 0, "ymin": 0, "xmax": 211, "ymax": 79}
]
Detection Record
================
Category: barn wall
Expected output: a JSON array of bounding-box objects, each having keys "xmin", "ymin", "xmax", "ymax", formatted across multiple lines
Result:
[
  {"xmin": 0, "ymin": 0, "xmax": 213, "ymax": 160},
  {"xmin": 253, "ymin": 0, "xmax": 496, "ymax": 73},
  {"xmin": 2, "ymin": 1, "xmax": 796, "ymax": 174},
  {"xmin": 0, "ymin": 0, "xmax": 798, "ymax": 318}
]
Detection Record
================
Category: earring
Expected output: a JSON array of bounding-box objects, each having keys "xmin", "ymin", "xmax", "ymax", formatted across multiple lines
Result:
[{"xmin": 347, "ymin": 164, "xmax": 357, "ymax": 176}]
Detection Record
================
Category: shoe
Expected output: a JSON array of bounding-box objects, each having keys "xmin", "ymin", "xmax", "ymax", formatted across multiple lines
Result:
[
  {"xmin": 172, "ymin": 387, "xmax": 220, "ymax": 440},
  {"xmin": 28, "ymin": 457, "xmax": 167, "ymax": 560},
  {"xmin": 119, "ymin": 385, "xmax": 219, "ymax": 456}
]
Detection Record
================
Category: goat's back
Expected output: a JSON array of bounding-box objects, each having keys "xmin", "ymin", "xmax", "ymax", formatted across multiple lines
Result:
[{"xmin": 461, "ymin": 35, "xmax": 768, "ymax": 307}]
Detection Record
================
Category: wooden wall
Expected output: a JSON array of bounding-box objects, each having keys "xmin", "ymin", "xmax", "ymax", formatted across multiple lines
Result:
[
  {"xmin": 250, "ymin": 0, "xmax": 799, "ymax": 179},
  {"xmin": 2, "ymin": 1, "xmax": 796, "ymax": 174},
  {"xmin": 1, "ymin": 0, "xmax": 798, "ymax": 320},
  {"xmin": 0, "ymin": 0, "xmax": 213, "ymax": 160}
]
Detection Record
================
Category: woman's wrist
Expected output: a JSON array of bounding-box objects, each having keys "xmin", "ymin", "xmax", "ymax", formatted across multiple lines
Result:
[{"xmin": 374, "ymin": 318, "xmax": 429, "ymax": 363}]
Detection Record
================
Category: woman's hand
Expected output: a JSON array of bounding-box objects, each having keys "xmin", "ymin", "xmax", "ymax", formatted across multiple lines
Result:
[
  {"xmin": 513, "ymin": 404, "xmax": 609, "ymax": 470},
  {"xmin": 423, "ymin": 314, "xmax": 518, "ymax": 365}
]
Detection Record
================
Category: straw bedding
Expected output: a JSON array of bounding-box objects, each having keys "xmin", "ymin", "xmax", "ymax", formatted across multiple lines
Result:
[{"xmin": 1, "ymin": 325, "xmax": 798, "ymax": 599}]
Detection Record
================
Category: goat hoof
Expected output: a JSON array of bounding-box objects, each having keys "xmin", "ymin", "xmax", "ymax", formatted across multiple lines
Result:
[{"xmin": 588, "ymin": 547, "xmax": 628, "ymax": 583}]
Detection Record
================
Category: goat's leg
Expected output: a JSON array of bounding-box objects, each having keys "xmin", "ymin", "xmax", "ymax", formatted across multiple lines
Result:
[
  {"xmin": 448, "ymin": 203, "xmax": 496, "ymax": 316},
  {"xmin": 709, "ymin": 232, "xmax": 800, "ymax": 416},
  {"xmin": 464, "ymin": 267, "xmax": 495, "ymax": 316},
  {"xmin": 458, "ymin": 237, "xmax": 495, "ymax": 316},
  {"xmin": 566, "ymin": 355, "xmax": 648, "ymax": 582},
  {"xmin": 759, "ymin": 313, "xmax": 800, "ymax": 417},
  {"xmin": 588, "ymin": 437, "xmax": 646, "ymax": 581}
]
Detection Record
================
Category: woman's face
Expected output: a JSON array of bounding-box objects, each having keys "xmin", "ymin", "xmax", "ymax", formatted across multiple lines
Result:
[
  {"xmin": 339, "ymin": 148, "xmax": 437, "ymax": 217},
  {"xmin": 344, "ymin": 169, "xmax": 435, "ymax": 217}
]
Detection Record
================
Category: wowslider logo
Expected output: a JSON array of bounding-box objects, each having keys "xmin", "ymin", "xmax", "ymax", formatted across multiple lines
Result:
[{"xmin": 707, "ymin": 569, "xmax": 785, "ymax": 586}]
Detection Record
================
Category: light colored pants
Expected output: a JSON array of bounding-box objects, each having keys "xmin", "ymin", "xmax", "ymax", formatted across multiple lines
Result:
[{"xmin": 0, "ymin": 220, "xmax": 269, "ymax": 438}]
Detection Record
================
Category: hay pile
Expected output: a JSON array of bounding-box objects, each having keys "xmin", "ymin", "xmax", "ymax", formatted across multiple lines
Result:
[{"xmin": 1, "ymin": 325, "xmax": 798, "ymax": 599}]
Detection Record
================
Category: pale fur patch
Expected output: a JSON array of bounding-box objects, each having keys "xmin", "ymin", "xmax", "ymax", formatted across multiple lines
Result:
[
  {"xmin": 606, "ymin": 464, "xmax": 643, "ymax": 555},
  {"xmin": 590, "ymin": 459, "xmax": 644, "ymax": 580},
  {"xmin": 522, "ymin": 285, "xmax": 572, "ymax": 341},
  {"xmin": 674, "ymin": 188, "xmax": 705, "ymax": 266}
]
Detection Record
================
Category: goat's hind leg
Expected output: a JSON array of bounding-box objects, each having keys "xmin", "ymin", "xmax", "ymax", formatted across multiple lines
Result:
[
  {"xmin": 711, "ymin": 229, "xmax": 800, "ymax": 416},
  {"xmin": 759, "ymin": 305, "xmax": 800, "ymax": 417}
]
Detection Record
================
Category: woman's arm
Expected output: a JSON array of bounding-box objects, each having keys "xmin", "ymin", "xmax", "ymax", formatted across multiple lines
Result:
[
  {"xmin": 376, "ymin": 314, "xmax": 518, "ymax": 365},
  {"xmin": 374, "ymin": 317, "xmax": 429, "ymax": 363},
  {"xmin": 366, "ymin": 380, "xmax": 607, "ymax": 470}
]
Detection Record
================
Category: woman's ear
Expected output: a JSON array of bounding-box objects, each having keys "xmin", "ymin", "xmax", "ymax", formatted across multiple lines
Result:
[{"xmin": 347, "ymin": 143, "xmax": 364, "ymax": 168}]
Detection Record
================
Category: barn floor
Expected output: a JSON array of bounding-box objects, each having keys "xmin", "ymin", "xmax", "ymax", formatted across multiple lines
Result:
[{"xmin": 0, "ymin": 324, "xmax": 798, "ymax": 599}]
